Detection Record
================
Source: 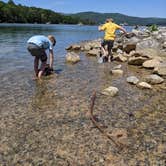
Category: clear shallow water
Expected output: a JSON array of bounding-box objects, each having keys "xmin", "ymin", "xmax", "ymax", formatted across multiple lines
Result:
[{"xmin": 0, "ymin": 24, "xmax": 165, "ymax": 165}]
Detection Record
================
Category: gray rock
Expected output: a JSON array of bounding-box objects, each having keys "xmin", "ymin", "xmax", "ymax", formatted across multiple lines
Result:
[
  {"xmin": 66, "ymin": 44, "xmax": 81, "ymax": 51},
  {"xmin": 153, "ymin": 63, "xmax": 166, "ymax": 76},
  {"xmin": 145, "ymin": 74, "xmax": 164, "ymax": 84},
  {"xmin": 127, "ymin": 76, "xmax": 139, "ymax": 85},
  {"xmin": 102, "ymin": 86, "xmax": 119, "ymax": 97}
]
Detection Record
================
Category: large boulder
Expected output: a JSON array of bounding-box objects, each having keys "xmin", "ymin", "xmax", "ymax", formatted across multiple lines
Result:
[
  {"xmin": 86, "ymin": 49, "xmax": 100, "ymax": 56},
  {"xmin": 128, "ymin": 56, "xmax": 148, "ymax": 66},
  {"xmin": 153, "ymin": 63, "xmax": 166, "ymax": 76},
  {"xmin": 145, "ymin": 74, "xmax": 164, "ymax": 84},
  {"xmin": 113, "ymin": 54, "xmax": 127, "ymax": 62},
  {"xmin": 123, "ymin": 43, "xmax": 136, "ymax": 53},
  {"xmin": 143, "ymin": 59, "xmax": 161, "ymax": 69},
  {"xmin": 66, "ymin": 44, "xmax": 81, "ymax": 51},
  {"xmin": 136, "ymin": 38, "xmax": 160, "ymax": 50},
  {"xmin": 66, "ymin": 52, "xmax": 80, "ymax": 64}
]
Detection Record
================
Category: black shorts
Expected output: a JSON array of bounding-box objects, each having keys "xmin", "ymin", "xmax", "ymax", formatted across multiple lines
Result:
[
  {"xmin": 27, "ymin": 43, "xmax": 47, "ymax": 62},
  {"xmin": 101, "ymin": 40, "xmax": 114, "ymax": 53}
]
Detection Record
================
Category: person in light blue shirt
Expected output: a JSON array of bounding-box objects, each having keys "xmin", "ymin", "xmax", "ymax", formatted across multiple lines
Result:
[{"xmin": 27, "ymin": 35, "xmax": 56, "ymax": 79}]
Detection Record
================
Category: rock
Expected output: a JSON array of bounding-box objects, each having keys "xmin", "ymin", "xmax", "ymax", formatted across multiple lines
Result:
[
  {"xmin": 145, "ymin": 74, "xmax": 164, "ymax": 84},
  {"xmin": 143, "ymin": 59, "xmax": 161, "ymax": 69},
  {"xmin": 136, "ymin": 38, "xmax": 160, "ymax": 50},
  {"xmin": 102, "ymin": 86, "xmax": 119, "ymax": 97},
  {"xmin": 153, "ymin": 63, "xmax": 166, "ymax": 76},
  {"xmin": 123, "ymin": 43, "xmax": 136, "ymax": 53},
  {"xmin": 110, "ymin": 69, "xmax": 123, "ymax": 75},
  {"xmin": 137, "ymin": 82, "xmax": 152, "ymax": 89},
  {"xmin": 128, "ymin": 56, "xmax": 148, "ymax": 66},
  {"xmin": 113, "ymin": 64, "xmax": 122, "ymax": 69},
  {"xmin": 82, "ymin": 43, "xmax": 92, "ymax": 51},
  {"xmin": 66, "ymin": 44, "xmax": 81, "ymax": 51},
  {"xmin": 86, "ymin": 49, "xmax": 100, "ymax": 56},
  {"xmin": 66, "ymin": 52, "xmax": 80, "ymax": 64},
  {"xmin": 113, "ymin": 54, "xmax": 127, "ymax": 62},
  {"xmin": 127, "ymin": 76, "xmax": 139, "ymax": 85}
]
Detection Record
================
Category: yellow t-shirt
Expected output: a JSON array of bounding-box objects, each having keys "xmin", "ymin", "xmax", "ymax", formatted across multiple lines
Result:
[{"xmin": 100, "ymin": 22, "xmax": 120, "ymax": 40}]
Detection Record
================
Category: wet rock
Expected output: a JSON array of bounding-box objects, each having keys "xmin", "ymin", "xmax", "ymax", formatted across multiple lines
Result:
[
  {"xmin": 127, "ymin": 76, "xmax": 139, "ymax": 85},
  {"xmin": 110, "ymin": 69, "xmax": 124, "ymax": 75},
  {"xmin": 66, "ymin": 52, "xmax": 80, "ymax": 64},
  {"xmin": 143, "ymin": 59, "xmax": 161, "ymax": 69},
  {"xmin": 66, "ymin": 44, "xmax": 81, "ymax": 51},
  {"xmin": 123, "ymin": 43, "xmax": 136, "ymax": 53},
  {"xmin": 153, "ymin": 63, "xmax": 166, "ymax": 76},
  {"xmin": 145, "ymin": 74, "xmax": 164, "ymax": 84},
  {"xmin": 82, "ymin": 43, "xmax": 92, "ymax": 51},
  {"xmin": 128, "ymin": 56, "xmax": 148, "ymax": 66},
  {"xmin": 137, "ymin": 82, "xmax": 152, "ymax": 89},
  {"xmin": 86, "ymin": 49, "xmax": 100, "ymax": 56},
  {"xmin": 113, "ymin": 64, "xmax": 122, "ymax": 69},
  {"xmin": 102, "ymin": 86, "xmax": 119, "ymax": 97},
  {"xmin": 113, "ymin": 54, "xmax": 127, "ymax": 62}
]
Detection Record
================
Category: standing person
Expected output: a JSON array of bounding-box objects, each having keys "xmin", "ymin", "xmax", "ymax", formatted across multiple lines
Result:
[
  {"xmin": 98, "ymin": 18, "xmax": 127, "ymax": 62},
  {"xmin": 27, "ymin": 35, "xmax": 56, "ymax": 79}
]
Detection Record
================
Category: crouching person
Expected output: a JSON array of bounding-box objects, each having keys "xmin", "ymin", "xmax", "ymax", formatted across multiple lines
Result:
[{"xmin": 27, "ymin": 35, "xmax": 56, "ymax": 79}]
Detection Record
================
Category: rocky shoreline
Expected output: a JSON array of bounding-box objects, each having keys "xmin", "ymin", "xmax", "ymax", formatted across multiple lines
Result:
[
  {"xmin": 1, "ymin": 27, "xmax": 166, "ymax": 165},
  {"xmin": 66, "ymin": 27, "xmax": 166, "ymax": 94}
]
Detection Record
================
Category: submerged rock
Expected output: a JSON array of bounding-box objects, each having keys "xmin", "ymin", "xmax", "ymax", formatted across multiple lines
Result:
[
  {"xmin": 66, "ymin": 52, "xmax": 80, "ymax": 64},
  {"xmin": 127, "ymin": 76, "xmax": 139, "ymax": 85},
  {"xmin": 102, "ymin": 86, "xmax": 119, "ymax": 97}
]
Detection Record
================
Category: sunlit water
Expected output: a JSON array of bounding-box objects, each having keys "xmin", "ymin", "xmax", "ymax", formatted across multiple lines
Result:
[{"xmin": 0, "ymin": 24, "xmax": 165, "ymax": 165}]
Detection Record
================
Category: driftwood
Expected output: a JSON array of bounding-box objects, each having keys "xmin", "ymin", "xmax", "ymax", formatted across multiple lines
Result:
[{"xmin": 90, "ymin": 91, "xmax": 121, "ymax": 148}]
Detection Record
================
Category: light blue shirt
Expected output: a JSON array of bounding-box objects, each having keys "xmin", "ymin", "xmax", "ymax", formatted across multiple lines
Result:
[{"xmin": 27, "ymin": 35, "xmax": 53, "ymax": 50}]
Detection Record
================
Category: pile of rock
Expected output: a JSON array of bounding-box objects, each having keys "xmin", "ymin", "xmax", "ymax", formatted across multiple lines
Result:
[{"xmin": 66, "ymin": 27, "xmax": 166, "ymax": 93}]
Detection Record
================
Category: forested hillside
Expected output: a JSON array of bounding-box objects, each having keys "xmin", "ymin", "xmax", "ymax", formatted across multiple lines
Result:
[{"xmin": 69, "ymin": 12, "xmax": 166, "ymax": 26}]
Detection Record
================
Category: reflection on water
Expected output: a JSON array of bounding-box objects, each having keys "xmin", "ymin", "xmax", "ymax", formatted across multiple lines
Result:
[{"xmin": 0, "ymin": 24, "xmax": 165, "ymax": 165}]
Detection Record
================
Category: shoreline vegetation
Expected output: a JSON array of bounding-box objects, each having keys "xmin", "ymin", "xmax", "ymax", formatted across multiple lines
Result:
[{"xmin": 1, "ymin": 0, "xmax": 166, "ymax": 26}]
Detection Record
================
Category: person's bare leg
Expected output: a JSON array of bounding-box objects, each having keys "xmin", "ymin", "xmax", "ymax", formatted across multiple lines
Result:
[
  {"xmin": 38, "ymin": 61, "xmax": 46, "ymax": 79},
  {"xmin": 101, "ymin": 46, "xmax": 106, "ymax": 57},
  {"xmin": 34, "ymin": 57, "xmax": 39, "ymax": 77}
]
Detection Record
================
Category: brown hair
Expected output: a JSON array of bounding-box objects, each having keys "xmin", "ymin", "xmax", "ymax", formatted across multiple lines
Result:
[
  {"xmin": 48, "ymin": 35, "xmax": 56, "ymax": 46},
  {"xmin": 106, "ymin": 18, "xmax": 114, "ymax": 23}
]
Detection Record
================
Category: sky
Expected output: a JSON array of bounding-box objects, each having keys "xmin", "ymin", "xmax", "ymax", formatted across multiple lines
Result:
[{"xmin": 2, "ymin": 0, "xmax": 166, "ymax": 18}]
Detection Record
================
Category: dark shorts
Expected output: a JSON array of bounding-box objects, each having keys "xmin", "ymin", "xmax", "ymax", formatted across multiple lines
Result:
[
  {"xmin": 101, "ymin": 40, "xmax": 114, "ymax": 54},
  {"xmin": 27, "ymin": 43, "xmax": 47, "ymax": 62}
]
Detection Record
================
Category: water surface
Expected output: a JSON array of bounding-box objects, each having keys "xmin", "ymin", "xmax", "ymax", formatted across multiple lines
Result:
[{"xmin": 0, "ymin": 24, "xmax": 165, "ymax": 165}]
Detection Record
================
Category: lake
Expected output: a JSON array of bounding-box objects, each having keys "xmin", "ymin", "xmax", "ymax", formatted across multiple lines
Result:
[{"xmin": 0, "ymin": 24, "xmax": 165, "ymax": 165}]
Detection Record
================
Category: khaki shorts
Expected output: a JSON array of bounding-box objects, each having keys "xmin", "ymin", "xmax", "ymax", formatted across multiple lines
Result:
[{"xmin": 27, "ymin": 43, "xmax": 47, "ymax": 62}]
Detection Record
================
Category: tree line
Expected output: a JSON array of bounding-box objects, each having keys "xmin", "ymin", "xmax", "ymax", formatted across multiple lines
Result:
[{"xmin": 0, "ymin": 0, "xmax": 95, "ymax": 25}]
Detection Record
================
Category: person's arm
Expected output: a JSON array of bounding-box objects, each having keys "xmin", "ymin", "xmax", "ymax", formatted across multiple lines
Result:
[
  {"xmin": 118, "ymin": 26, "xmax": 127, "ymax": 34},
  {"xmin": 98, "ymin": 24, "xmax": 106, "ymax": 31},
  {"xmin": 98, "ymin": 25, "xmax": 103, "ymax": 31},
  {"xmin": 49, "ymin": 49, "xmax": 54, "ymax": 70}
]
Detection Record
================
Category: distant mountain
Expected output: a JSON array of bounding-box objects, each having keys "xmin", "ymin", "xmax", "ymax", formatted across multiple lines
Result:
[{"xmin": 69, "ymin": 12, "xmax": 166, "ymax": 26}]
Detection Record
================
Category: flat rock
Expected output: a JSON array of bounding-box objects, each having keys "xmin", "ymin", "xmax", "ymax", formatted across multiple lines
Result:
[
  {"xmin": 102, "ymin": 86, "xmax": 119, "ymax": 97},
  {"xmin": 127, "ymin": 76, "xmax": 139, "ymax": 85},
  {"xmin": 137, "ymin": 82, "xmax": 152, "ymax": 89},
  {"xmin": 145, "ymin": 74, "xmax": 164, "ymax": 84}
]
